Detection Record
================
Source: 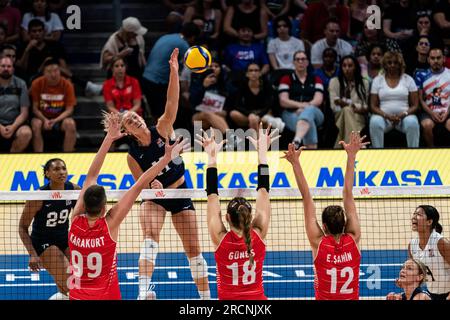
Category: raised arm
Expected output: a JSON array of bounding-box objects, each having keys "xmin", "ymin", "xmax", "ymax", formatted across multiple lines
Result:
[
  {"xmin": 338, "ymin": 131, "xmax": 369, "ymax": 244},
  {"xmin": 283, "ymin": 144, "xmax": 323, "ymax": 250},
  {"xmin": 195, "ymin": 129, "xmax": 227, "ymax": 247},
  {"xmin": 156, "ymin": 48, "xmax": 180, "ymax": 139},
  {"xmin": 107, "ymin": 138, "xmax": 188, "ymax": 231},
  {"xmin": 71, "ymin": 112, "xmax": 126, "ymax": 221},
  {"xmin": 248, "ymin": 123, "xmax": 280, "ymax": 239}
]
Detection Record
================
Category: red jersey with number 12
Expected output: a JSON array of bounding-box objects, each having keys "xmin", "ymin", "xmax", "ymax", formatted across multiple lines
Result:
[
  {"xmin": 314, "ymin": 234, "xmax": 360, "ymax": 300},
  {"xmin": 215, "ymin": 229, "xmax": 266, "ymax": 300},
  {"xmin": 68, "ymin": 215, "xmax": 121, "ymax": 300}
]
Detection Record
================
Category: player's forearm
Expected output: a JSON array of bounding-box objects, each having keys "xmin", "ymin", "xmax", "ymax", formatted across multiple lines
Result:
[
  {"xmin": 343, "ymin": 154, "xmax": 356, "ymax": 197},
  {"xmin": 86, "ymin": 136, "xmax": 115, "ymax": 181},
  {"xmin": 18, "ymin": 228, "xmax": 38, "ymax": 257}
]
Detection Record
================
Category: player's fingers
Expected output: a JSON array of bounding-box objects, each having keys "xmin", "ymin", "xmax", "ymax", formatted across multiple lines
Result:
[
  {"xmin": 271, "ymin": 134, "xmax": 281, "ymax": 144},
  {"xmin": 269, "ymin": 127, "xmax": 278, "ymax": 138}
]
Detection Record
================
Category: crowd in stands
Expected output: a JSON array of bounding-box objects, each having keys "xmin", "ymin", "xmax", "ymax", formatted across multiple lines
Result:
[{"xmin": 1, "ymin": 0, "xmax": 450, "ymax": 153}]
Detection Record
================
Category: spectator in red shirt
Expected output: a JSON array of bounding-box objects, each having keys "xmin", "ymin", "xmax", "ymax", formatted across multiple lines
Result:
[
  {"xmin": 103, "ymin": 57, "xmax": 142, "ymax": 116},
  {"xmin": 300, "ymin": 0, "xmax": 350, "ymax": 43},
  {"xmin": 0, "ymin": 0, "xmax": 21, "ymax": 44}
]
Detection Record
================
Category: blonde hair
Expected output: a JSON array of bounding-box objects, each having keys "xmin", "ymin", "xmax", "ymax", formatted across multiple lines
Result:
[
  {"xmin": 381, "ymin": 51, "xmax": 406, "ymax": 75},
  {"xmin": 411, "ymin": 259, "xmax": 428, "ymax": 285}
]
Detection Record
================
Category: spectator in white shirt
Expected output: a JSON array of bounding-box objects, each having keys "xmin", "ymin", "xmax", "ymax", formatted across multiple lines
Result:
[
  {"xmin": 369, "ymin": 51, "xmax": 420, "ymax": 148},
  {"xmin": 267, "ymin": 15, "xmax": 305, "ymax": 71},
  {"xmin": 21, "ymin": 0, "xmax": 64, "ymax": 42},
  {"xmin": 310, "ymin": 19, "xmax": 353, "ymax": 69}
]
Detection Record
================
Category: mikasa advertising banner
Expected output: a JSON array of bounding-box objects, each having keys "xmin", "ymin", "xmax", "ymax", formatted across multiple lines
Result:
[{"xmin": 0, "ymin": 149, "xmax": 448, "ymax": 191}]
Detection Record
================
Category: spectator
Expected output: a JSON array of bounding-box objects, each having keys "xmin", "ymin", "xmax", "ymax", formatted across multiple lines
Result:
[
  {"xmin": 355, "ymin": 20, "xmax": 401, "ymax": 70},
  {"xmin": 30, "ymin": 58, "xmax": 77, "ymax": 152},
  {"xmin": 314, "ymin": 47, "xmax": 339, "ymax": 91},
  {"xmin": 261, "ymin": 0, "xmax": 290, "ymax": 20},
  {"xmin": 348, "ymin": 0, "xmax": 369, "ymax": 43},
  {"xmin": 0, "ymin": 0, "xmax": 21, "ymax": 44},
  {"xmin": 21, "ymin": 0, "xmax": 64, "ymax": 42},
  {"xmin": 386, "ymin": 259, "xmax": 432, "ymax": 300},
  {"xmin": 300, "ymin": 0, "xmax": 350, "ymax": 44},
  {"xmin": 103, "ymin": 57, "xmax": 142, "ymax": 116},
  {"xmin": 416, "ymin": 48, "xmax": 450, "ymax": 147},
  {"xmin": 223, "ymin": 25, "xmax": 270, "ymax": 85},
  {"xmin": 163, "ymin": 0, "xmax": 196, "ymax": 15},
  {"xmin": 267, "ymin": 15, "xmax": 305, "ymax": 71},
  {"xmin": 278, "ymin": 50, "xmax": 324, "ymax": 149},
  {"xmin": 329, "ymin": 55, "xmax": 368, "ymax": 148},
  {"xmin": 287, "ymin": 0, "xmax": 308, "ymax": 22},
  {"xmin": 229, "ymin": 63, "xmax": 281, "ymax": 133},
  {"xmin": 0, "ymin": 43, "xmax": 25, "ymax": 80},
  {"xmin": 142, "ymin": 22, "xmax": 199, "ymax": 119},
  {"xmin": 406, "ymin": 35, "xmax": 430, "ymax": 77},
  {"xmin": 432, "ymin": 0, "xmax": 450, "ymax": 54},
  {"xmin": 382, "ymin": 0, "xmax": 416, "ymax": 53},
  {"xmin": 0, "ymin": 56, "xmax": 32, "ymax": 152},
  {"xmin": 223, "ymin": 0, "xmax": 268, "ymax": 42},
  {"xmin": 310, "ymin": 19, "xmax": 353, "ymax": 69},
  {"xmin": 408, "ymin": 205, "xmax": 450, "ymax": 300},
  {"xmin": 364, "ymin": 43, "xmax": 384, "ymax": 83},
  {"xmin": 16, "ymin": 19, "xmax": 70, "ymax": 85},
  {"xmin": 100, "ymin": 17, "xmax": 147, "ymax": 81},
  {"xmin": 369, "ymin": 51, "xmax": 420, "ymax": 148},
  {"xmin": 183, "ymin": 0, "xmax": 222, "ymax": 49},
  {"xmin": 189, "ymin": 60, "xmax": 231, "ymax": 137}
]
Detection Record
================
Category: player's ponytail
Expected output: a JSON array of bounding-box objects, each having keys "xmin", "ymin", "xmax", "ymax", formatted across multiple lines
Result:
[
  {"xmin": 238, "ymin": 204, "xmax": 254, "ymax": 266},
  {"xmin": 227, "ymin": 197, "xmax": 254, "ymax": 265}
]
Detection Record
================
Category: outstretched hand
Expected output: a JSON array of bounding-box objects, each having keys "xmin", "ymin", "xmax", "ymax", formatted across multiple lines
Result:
[
  {"xmin": 104, "ymin": 112, "xmax": 127, "ymax": 141},
  {"xmin": 169, "ymin": 48, "xmax": 179, "ymax": 73},
  {"xmin": 195, "ymin": 128, "xmax": 226, "ymax": 160},
  {"xmin": 338, "ymin": 131, "xmax": 370, "ymax": 155},
  {"xmin": 247, "ymin": 122, "xmax": 280, "ymax": 152},
  {"xmin": 282, "ymin": 143, "xmax": 306, "ymax": 165},
  {"xmin": 164, "ymin": 136, "xmax": 190, "ymax": 161}
]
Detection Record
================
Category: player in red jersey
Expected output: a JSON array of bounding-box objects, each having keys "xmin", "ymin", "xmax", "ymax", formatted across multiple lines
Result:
[
  {"xmin": 284, "ymin": 131, "xmax": 368, "ymax": 300},
  {"xmin": 196, "ymin": 124, "xmax": 279, "ymax": 300},
  {"xmin": 67, "ymin": 112, "xmax": 187, "ymax": 300}
]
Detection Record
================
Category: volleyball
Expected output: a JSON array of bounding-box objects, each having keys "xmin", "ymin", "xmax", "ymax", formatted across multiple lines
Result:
[{"xmin": 183, "ymin": 45, "xmax": 211, "ymax": 73}]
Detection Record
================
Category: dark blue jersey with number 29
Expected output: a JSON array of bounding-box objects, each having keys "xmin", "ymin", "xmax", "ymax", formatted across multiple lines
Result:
[{"xmin": 31, "ymin": 182, "xmax": 76, "ymax": 238}]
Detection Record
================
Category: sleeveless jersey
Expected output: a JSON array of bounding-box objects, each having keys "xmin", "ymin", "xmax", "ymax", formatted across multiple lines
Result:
[
  {"xmin": 401, "ymin": 286, "xmax": 432, "ymax": 300},
  {"xmin": 68, "ymin": 215, "xmax": 121, "ymax": 300},
  {"xmin": 128, "ymin": 126, "xmax": 185, "ymax": 187},
  {"xmin": 410, "ymin": 230, "xmax": 450, "ymax": 294},
  {"xmin": 31, "ymin": 182, "xmax": 76, "ymax": 238},
  {"xmin": 215, "ymin": 229, "xmax": 266, "ymax": 300},
  {"xmin": 314, "ymin": 234, "xmax": 361, "ymax": 300}
]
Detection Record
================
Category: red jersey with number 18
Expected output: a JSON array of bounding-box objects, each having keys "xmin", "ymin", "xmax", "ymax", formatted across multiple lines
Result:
[
  {"xmin": 68, "ymin": 215, "xmax": 121, "ymax": 300},
  {"xmin": 215, "ymin": 229, "xmax": 266, "ymax": 300},
  {"xmin": 314, "ymin": 234, "xmax": 361, "ymax": 300}
]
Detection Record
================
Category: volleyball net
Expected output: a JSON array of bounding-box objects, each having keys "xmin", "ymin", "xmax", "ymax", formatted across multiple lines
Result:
[{"xmin": 0, "ymin": 186, "xmax": 449, "ymax": 300}]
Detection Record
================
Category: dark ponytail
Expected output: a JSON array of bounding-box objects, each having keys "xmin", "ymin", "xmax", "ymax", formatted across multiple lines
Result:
[
  {"xmin": 227, "ymin": 197, "xmax": 254, "ymax": 265},
  {"xmin": 238, "ymin": 204, "xmax": 254, "ymax": 266}
]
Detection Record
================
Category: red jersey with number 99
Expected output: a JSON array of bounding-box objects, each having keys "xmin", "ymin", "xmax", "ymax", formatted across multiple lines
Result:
[
  {"xmin": 68, "ymin": 215, "xmax": 121, "ymax": 300},
  {"xmin": 314, "ymin": 234, "xmax": 361, "ymax": 300},
  {"xmin": 215, "ymin": 229, "xmax": 266, "ymax": 300}
]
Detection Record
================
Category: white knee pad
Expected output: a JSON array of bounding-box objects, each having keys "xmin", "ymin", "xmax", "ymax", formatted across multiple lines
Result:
[
  {"xmin": 189, "ymin": 254, "xmax": 208, "ymax": 279},
  {"xmin": 139, "ymin": 238, "xmax": 159, "ymax": 265}
]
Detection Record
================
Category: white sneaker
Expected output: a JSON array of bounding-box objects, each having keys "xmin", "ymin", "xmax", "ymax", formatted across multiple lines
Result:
[
  {"xmin": 85, "ymin": 81, "xmax": 103, "ymax": 97},
  {"xmin": 262, "ymin": 115, "xmax": 285, "ymax": 133},
  {"xmin": 272, "ymin": 117, "xmax": 285, "ymax": 133}
]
